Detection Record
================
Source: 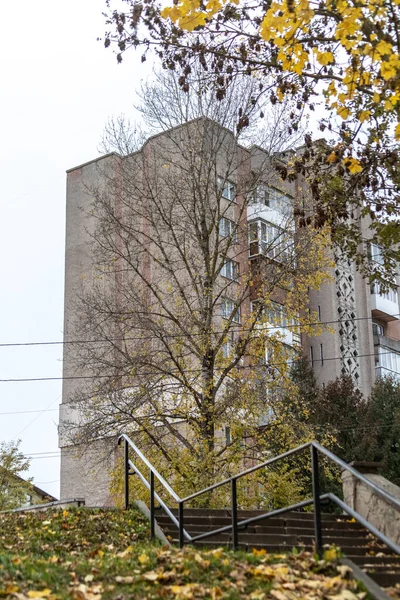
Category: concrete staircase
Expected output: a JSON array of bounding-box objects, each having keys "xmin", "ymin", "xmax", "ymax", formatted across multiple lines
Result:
[{"xmin": 155, "ymin": 507, "xmax": 400, "ymax": 589}]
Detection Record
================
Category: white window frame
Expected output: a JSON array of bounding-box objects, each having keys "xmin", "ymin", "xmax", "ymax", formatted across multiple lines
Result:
[
  {"xmin": 221, "ymin": 298, "xmax": 240, "ymax": 323},
  {"xmin": 250, "ymin": 184, "xmax": 292, "ymax": 216},
  {"xmin": 222, "ymin": 331, "xmax": 235, "ymax": 358},
  {"xmin": 219, "ymin": 217, "xmax": 238, "ymax": 242},
  {"xmin": 221, "ymin": 259, "xmax": 239, "ymax": 281},
  {"xmin": 248, "ymin": 219, "xmax": 292, "ymax": 262},
  {"xmin": 218, "ymin": 177, "xmax": 236, "ymax": 201}
]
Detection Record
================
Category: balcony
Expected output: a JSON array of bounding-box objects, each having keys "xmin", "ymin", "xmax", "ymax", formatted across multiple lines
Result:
[
  {"xmin": 370, "ymin": 283, "xmax": 399, "ymax": 322},
  {"xmin": 374, "ymin": 333, "xmax": 400, "ymax": 379},
  {"xmin": 266, "ymin": 323, "xmax": 301, "ymax": 347},
  {"xmin": 375, "ymin": 366, "xmax": 400, "ymax": 381}
]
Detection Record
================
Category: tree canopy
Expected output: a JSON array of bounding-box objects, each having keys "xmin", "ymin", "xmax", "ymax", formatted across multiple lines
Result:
[
  {"xmin": 103, "ymin": 0, "xmax": 400, "ymax": 286},
  {"xmin": 0, "ymin": 440, "xmax": 32, "ymax": 511}
]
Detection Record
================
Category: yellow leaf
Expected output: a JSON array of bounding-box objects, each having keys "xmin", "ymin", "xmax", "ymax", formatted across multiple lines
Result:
[
  {"xmin": 395, "ymin": 123, "xmax": 400, "ymax": 140},
  {"xmin": 63, "ymin": 509, "xmax": 69, "ymax": 518},
  {"xmin": 358, "ymin": 110, "xmax": 371, "ymax": 123},
  {"xmin": 27, "ymin": 590, "xmax": 52, "ymax": 598},
  {"xmin": 252, "ymin": 547, "xmax": 267, "ymax": 556},
  {"xmin": 222, "ymin": 558, "xmax": 230, "ymax": 566},
  {"xmin": 138, "ymin": 552, "xmax": 149, "ymax": 564},
  {"xmin": 326, "ymin": 151, "xmax": 337, "ymax": 164},
  {"xmin": 344, "ymin": 157, "xmax": 363, "ymax": 174},
  {"xmin": 380, "ymin": 61, "xmax": 397, "ymax": 80},
  {"xmin": 4, "ymin": 585, "xmax": 19, "ymax": 594},
  {"xmin": 317, "ymin": 51, "xmax": 334, "ymax": 65},
  {"xmin": 337, "ymin": 106, "xmax": 350, "ymax": 120},
  {"xmin": 324, "ymin": 547, "xmax": 339, "ymax": 560}
]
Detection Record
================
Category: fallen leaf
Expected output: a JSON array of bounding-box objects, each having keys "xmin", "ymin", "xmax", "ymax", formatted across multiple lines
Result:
[
  {"xmin": 138, "ymin": 552, "xmax": 149, "ymax": 564},
  {"xmin": 27, "ymin": 590, "xmax": 52, "ymax": 598},
  {"xmin": 337, "ymin": 565, "xmax": 353, "ymax": 577},
  {"xmin": 142, "ymin": 571, "xmax": 159, "ymax": 581},
  {"xmin": 115, "ymin": 576, "xmax": 134, "ymax": 584}
]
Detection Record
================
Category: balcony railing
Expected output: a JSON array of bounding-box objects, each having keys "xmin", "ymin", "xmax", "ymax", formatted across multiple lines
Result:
[{"xmin": 371, "ymin": 283, "xmax": 399, "ymax": 321}]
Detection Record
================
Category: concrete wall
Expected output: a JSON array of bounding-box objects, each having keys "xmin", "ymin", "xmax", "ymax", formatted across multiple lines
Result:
[
  {"xmin": 60, "ymin": 439, "xmax": 119, "ymax": 507},
  {"xmin": 342, "ymin": 468, "xmax": 400, "ymax": 545}
]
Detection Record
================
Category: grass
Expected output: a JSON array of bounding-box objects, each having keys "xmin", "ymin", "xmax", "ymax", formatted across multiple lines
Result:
[{"xmin": 0, "ymin": 506, "xmax": 372, "ymax": 599}]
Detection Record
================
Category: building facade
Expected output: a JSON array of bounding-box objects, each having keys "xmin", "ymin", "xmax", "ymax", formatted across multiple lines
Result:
[{"xmin": 59, "ymin": 118, "xmax": 400, "ymax": 505}]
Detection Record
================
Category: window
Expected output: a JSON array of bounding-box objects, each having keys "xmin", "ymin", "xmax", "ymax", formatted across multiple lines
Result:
[
  {"xmin": 371, "ymin": 282, "xmax": 399, "ymax": 304},
  {"xmin": 221, "ymin": 259, "xmax": 239, "ymax": 280},
  {"xmin": 248, "ymin": 219, "xmax": 292, "ymax": 261},
  {"xmin": 250, "ymin": 184, "xmax": 292, "ymax": 216},
  {"xmin": 266, "ymin": 302, "xmax": 288, "ymax": 328},
  {"xmin": 219, "ymin": 217, "xmax": 238, "ymax": 242},
  {"xmin": 377, "ymin": 346, "xmax": 400, "ymax": 374},
  {"xmin": 221, "ymin": 298, "xmax": 240, "ymax": 322},
  {"xmin": 218, "ymin": 177, "xmax": 236, "ymax": 201},
  {"xmin": 222, "ymin": 331, "xmax": 235, "ymax": 358},
  {"xmin": 370, "ymin": 243, "xmax": 384, "ymax": 265},
  {"xmin": 372, "ymin": 322, "xmax": 384, "ymax": 336},
  {"xmin": 266, "ymin": 302, "xmax": 300, "ymax": 343}
]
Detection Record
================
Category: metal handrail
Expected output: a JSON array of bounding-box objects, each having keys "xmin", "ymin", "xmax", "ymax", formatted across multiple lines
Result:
[
  {"xmin": 118, "ymin": 434, "xmax": 400, "ymax": 556},
  {"xmin": 118, "ymin": 434, "xmax": 180, "ymax": 502},
  {"xmin": 313, "ymin": 442, "xmax": 400, "ymax": 512},
  {"xmin": 180, "ymin": 442, "xmax": 311, "ymax": 503},
  {"xmin": 128, "ymin": 457, "xmax": 192, "ymax": 542}
]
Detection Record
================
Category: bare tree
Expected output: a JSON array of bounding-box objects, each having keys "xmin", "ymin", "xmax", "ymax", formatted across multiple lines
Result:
[{"xmin": 61, "ymin": 73, "xmax": 331, "ymax": 497}]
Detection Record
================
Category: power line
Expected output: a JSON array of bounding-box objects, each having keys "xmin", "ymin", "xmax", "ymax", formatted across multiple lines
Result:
[
  {"xmin": 0, "ymin": 312, "xmax": 398, "ymax": 348},
  {"xmin": 34, "ymin": 479, "xmax": 59, "ymax": 484},
  {"xmin": 25, "ymin": 451, "xmax": 60, "ymax": 456},
  {"xmin": 0, "ymin": 408, "xmax": 59, "ymax": 415},
  {"xmin": 12, "ymin": 395, "xmax": 61, "ymax": 439},
  {"xmin": 0, "ymin": 348, "xmax": 396, "ymax": 383},
  {"xmin": 28, "ymin": 455, "xmax": 60, "ymax": 461}
]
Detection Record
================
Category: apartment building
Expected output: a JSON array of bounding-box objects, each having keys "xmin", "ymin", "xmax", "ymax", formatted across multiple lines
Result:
[{"xmin": 59, "ymin": 117, "xmax": 400, "ymax": 505}]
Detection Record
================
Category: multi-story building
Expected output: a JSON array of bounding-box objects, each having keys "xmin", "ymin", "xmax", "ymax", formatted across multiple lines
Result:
[{"xmin": 59, "ymin": 118, "xmax": 400, "ymax": 505}]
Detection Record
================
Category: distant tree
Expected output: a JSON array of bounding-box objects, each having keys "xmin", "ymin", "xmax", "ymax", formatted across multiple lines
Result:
[
  {"xmin": 0, "ymin": 440, "xmax": 32, "ymax": 511},
  {"xmin": 364, "ymin": 376, "xmax": 400, "ymax": 486},
  {"xmin": 280, "ymin": 358, "xmax": 367, "ymax": 462}
]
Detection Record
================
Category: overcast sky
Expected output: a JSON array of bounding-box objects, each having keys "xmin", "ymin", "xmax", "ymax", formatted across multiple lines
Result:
[{"xmin": 0, "ymin": 0, "xmax": 151, "ymax": 499}]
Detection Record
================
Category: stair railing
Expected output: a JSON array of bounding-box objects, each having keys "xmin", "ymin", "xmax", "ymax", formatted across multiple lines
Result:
[{"xmin": 118, "ymin": 434, "xmax": 400, "ymax": 556}]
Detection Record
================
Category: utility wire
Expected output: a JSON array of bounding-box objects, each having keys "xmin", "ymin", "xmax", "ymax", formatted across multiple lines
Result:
[
  {"xmin": 0, "ymin": 348, "xmax": 396, "ymax": 383},
  {"xmin": 0, "ymin": 312, "xmax": 398, "ymax": 348},
  {"xmin": 0, "ymin": 408, "xmax": 59, "ymax": 415}
]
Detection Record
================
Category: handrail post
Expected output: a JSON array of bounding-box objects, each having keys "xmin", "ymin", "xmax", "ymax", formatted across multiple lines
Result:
[
  {"xmin": 179, "ymin": 501, "xmax": 184, "ymax": 548},
  {"xmin": 311, "ymin": 444, "xmax": 323, "ymax": 557},
  {"xmin": 231, "ymin": 477, "xmax": 239, "ymax": 551},
  {"xmin": 124, "ymin": 439, "xmax": 129, "ymax": 510},
  {"xmin": 150, "ymin": 470, "xmax": 155, "ymax": 540}
]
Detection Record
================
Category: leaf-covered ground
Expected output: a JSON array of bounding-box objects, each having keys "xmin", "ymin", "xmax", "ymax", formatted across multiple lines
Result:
[{"xmin": 0, "ymin": 507, "xmax": 372, "ymax": 599}]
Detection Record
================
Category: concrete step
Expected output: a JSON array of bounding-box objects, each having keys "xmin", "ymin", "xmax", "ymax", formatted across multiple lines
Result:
[
  {"xmin": 156, "ymin": 507, "xmax": 400, "ymax": 590},
  {"xmin": 155, "ymin": 515, "xmax": 365, "ymax": 531},
  {"xmin": 158, "ymin": 522, "xmax": 369, "ymax": 537},
  {"xmin": 158, "ymin": 508, "xmax": 342, "ymax": 521}
]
